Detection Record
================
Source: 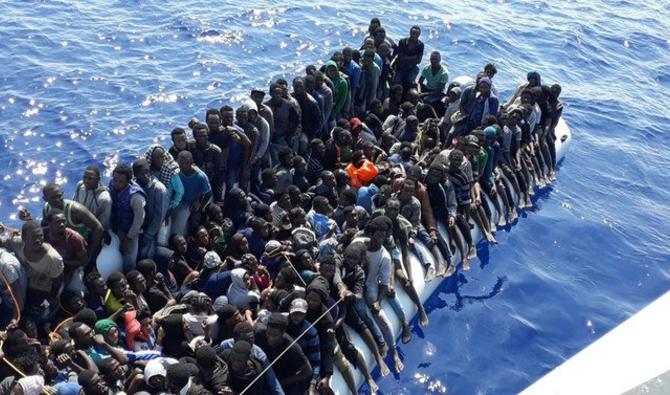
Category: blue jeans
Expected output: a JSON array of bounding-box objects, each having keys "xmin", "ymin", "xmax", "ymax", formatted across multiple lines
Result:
[
  {"xmin": 393, "ymin": 65, "xmax": 420, "ymax": 92},
  {"xmin": 354, "ymin": 297, "xmax": 385, "ymax": 347}
]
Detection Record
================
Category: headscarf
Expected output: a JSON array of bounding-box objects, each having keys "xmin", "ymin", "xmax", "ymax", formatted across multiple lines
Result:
[
  {"xmin": 144, "ymin": 144, "xmax": 180, "ymax": 187},
  {"xmin": 477, "ymin": 76, "xmax": 492, "ymax": 88},
  {"xmin": 94, "ymin": 319, "xmax": 119, "ymax": 343},
  {"xmin": 144, "ymin": 357, "xmax": 178, "ymax": 386},
  {"xmin": 227, "ymin": 268, "xmax": 258, "ymax": 309},
  {"xmin": 160, "ymin": 314, "xmax": 191, "ymax": 358}
]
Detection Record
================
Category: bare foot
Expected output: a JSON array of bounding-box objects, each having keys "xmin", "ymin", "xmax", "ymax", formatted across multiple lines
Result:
[
  {"xmin": 368, "ymin": 378, "xmax": 379, "ymax": 394},
  {"xmin": 509, "ymin": 209, "xmax": 518, "ymax": 222},
  {"xmin": 463, "ymin": 258, "xmax": 471, "ymax": 271},
  {"xmin": 379, "ymin": 360, "xmax": 390, "ymax": 377},
  {"xmin": 444, "ymin": 264, "xmax": 456, "ymax": 277},
  {"xmin": 425, "ymin": 266, "xmax": 436, "ymax": 282},
  {"xmin": 486, "ymin": 233, "xmax": 497, "ymax": 244},
  {"xmin": 401, "ymin": 324, "xmax": 412, "ymax": 344},
  {"xmin": 393, "ymin": 352, "xmax": 404, "ymax": 373},
  {"xmin": 379, "ymin": 343, "xmax": 388, "ymax": 358},
  {"xmin": 419, "ymin": 310, "xmax": 429, "ymax": 327},
  {"xmin": 549, "ymin": 171, "xmax": 557, "ymax": 181},
  {"xmin": 436, "ymin": 263, "xmax": 446, "ymax": 277},
  {"xmin": 498, "ymin": 216, "xmax": 507, "ymax": 227},
  {"xmin": 467, "ymin": 246, "xmax": 477, "ymax": 260}
]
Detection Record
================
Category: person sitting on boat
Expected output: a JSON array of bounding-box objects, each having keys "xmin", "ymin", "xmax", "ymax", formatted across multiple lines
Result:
[{"xmin": 418, "ymin": 50, "xmax": 449, "ymax": 111}]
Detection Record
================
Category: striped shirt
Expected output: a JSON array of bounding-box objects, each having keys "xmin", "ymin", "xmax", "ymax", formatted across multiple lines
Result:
[{"xmin": 287, "ymin": 319, "xmax": 321, "ymax": 385}]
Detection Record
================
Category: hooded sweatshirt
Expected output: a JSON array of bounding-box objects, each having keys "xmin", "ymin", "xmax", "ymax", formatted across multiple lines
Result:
[{"xmin": 227, "ymin": 268, "xmax": 260, "ymax": 309}]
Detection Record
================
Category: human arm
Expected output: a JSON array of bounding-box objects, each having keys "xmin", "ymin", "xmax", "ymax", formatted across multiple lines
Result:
[
  {"xmin": 168, "ymin": 174, "xmax": 184, "ymax": 210},
  {"xmin": 72, "ymin": 202, "xmax": 104, "ymax": 263},
  {"xmin": 93, "ymin": 334, "xmax": 129, "ymax": 364},
  {"xmin": 254, "ymin": 118, "xmax": 270, "ymax": 162}
]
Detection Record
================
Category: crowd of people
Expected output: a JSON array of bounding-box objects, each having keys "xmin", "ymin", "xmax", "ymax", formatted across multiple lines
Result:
[{"xmin": 0, "ymin": 17, "xmax": 564, "ymax": 395}]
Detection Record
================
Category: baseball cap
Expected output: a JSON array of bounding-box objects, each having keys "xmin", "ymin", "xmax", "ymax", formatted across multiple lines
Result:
[{"xmin": 289, "ymin": 298, "xmax": 308, "ymax": 314}]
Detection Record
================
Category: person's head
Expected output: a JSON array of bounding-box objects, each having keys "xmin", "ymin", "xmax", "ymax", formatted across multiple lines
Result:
[
  {"xmin": 45, "ymin": 208, "xmax": 67, "ymax": 238},
  {"xmin": 477, "ymin": 77, "xmax": 492, "ymax": 97},
  {"xmin": 425, "ymin": 164, "xmax": 445, "ymax": 186},
  {"xmin": 166, "ymin": 363, "xmax": 192, "ymax": 394},
  {"xmin": 149, "ymin": 146, "xmax": 166, "ymax": 172},
  {"xmin": 390, "ymin": 84, "xmax": 403, "ymax": 102},
  {"xmin": 265, "ymin": 313, "xmax": 288, "ymax": 348},
  {"xmin": 136, "ymin": 258, "xmax": 157, "ymax": 282},
  {"xmin": 289, "ymin": 207, "xmax": 306, "ymax": 227},
  {"xmin": 274, "ymin": 266, "xmax": 296, "ymax": 290},
  {"xmin": 235, "ymin": 106, "xmax": 249, "ymax": 126},
  {"xmin": 342, "ymin": 47, "xmax": 354, "ymax": 64},
  {"xmin": 292, "ymin": 76, "xmax": 306, "ymax": 98},
  {"xmin": 231, "ymin": 233, "xmax": 249, "ymax": 255},
  {"xmin": 250, "ymin": 88, "xmax": 265, "ymax": 106},
  {"xmin": 384, "ymin": 197, "xmax": 401, "ymax": 221},
  {"xmin": 127, "ymin": 269, "xmax": 147, "ymax": 295},
  {"xmin": 100, "ymin": 353, "xmax": 124, "ymax": 381},
  {"xmin": 274, "ymin": 192, "xmax": 291, "ymax": 212},
  {"xmin": 269, "ymin": 83, "xmax": 283, "ymax": 103},
  {"xmin": 374, "ymin": 26, "xmax": 387, "ymax": 43},
  {"xmin": 430, "ymin": 51, "xmax": 441, "ymax": 67},
  {"xmin": 193, "ymin": 123, "xmax": 209, "ymax": 147},
  {"xmin": 43, "ymin": 183, "xmax": 65, "ymax": 209},
  {"xmin": 343, "ymin": 242, "xmax": 366, "ymax": 270},
  {"xmin": 107, "ymin": 271, "xmax": 129, "ymax": 300},
  {"xmin": 232, "ymin": 321, "xmax": 254, "ymax": 344},
  {"xmin": 278, "ymin": 146, "xmax": 294, "ymax": 167},
  {"xmin": 177, "ymin": 150, "xmax": 194, "ymax": 174},
  {"xmin": 400, "ymin": 101, "xmax": 416, "ymax": 118},
  {"xmin": 366, "ymin": 215, "xmax": 392, "ymax": 245},
  {"xmin": 368, "ymin": 18, "xmax": 381, "ymax": 35},
  {"xmin": 409, "ymin": 25, "xmax": 421, "ymax": 41},
  {"xmin": 218, "ymin": 304, "xmax": 242, "ymax": 328},
  {"xmin": 82, "ymin": 165, "xmax": 102, "ymax": 190},
  {"xmin": 551, "ymin": 83, "xmax": 562, "ymax": 100},
  {"xmin": 85, "ymin": 271, "xmax": 108, "ymax": 297},
  {"xmin": 398, "ymin": 179, "xmax": 416, "ymax": 203},
  {"xmin": 289, "ymin": 298, "xmax": 308, "ymax": 325},
  {"xmin": 195, "ymin": 345, "xmax": 218, "ymax": 374},
  {"xmin": 320, "ymin": 170, "xmax": 336, "ymax": 188},
  {"xmin": 171, "ymin": 127, "xmax": 188, "ymax": 150},
  {"xmin": 251, "ymin": 216, "xmax": 270, "ymax": 239},
  {"xmin": 94, "ymin": 319, "xmax": 121, "ymax": 346},
  {"xmin": 220, "ymin": 105, "xmax": 235, "ymax": 126},
  {"xmin": 334, "ymin": 168, "xmax": 349, "ymax": 187},
  {"xmin": 229, "ymin": 340, "xmax": 253, "ymax": 376},
  {"xmin": 312, "ymin": 70, "xmax": 325, "ymax": 87},
  {"xmin": 407, "ymin": 89, "xmax": 420, "ymax": 105},
  {"xmin": 406, "ymin": 115, "xmax": 419, "ymax": 133},
  {"xmin": 74, "ymin": 308, "xmax": 98, "ymax": 328},
  {"xmin": 310, "ymin": 138, "xmax": 326, "ymax": 158},
  {"xmin": 21, "ymin": 220, "xmax": 44, "ymax": 252},
  {"xmin": 292, "ymin": 155, "xmax": 308, "ymax": 175},
  {"xmin": 63, "ymin": 290, "xmax": 87, "ymax": 313},
  {"xmin": 448, "ymin": 149, "xmax": 464, "ymax": 173},
  {"xmin": 170, "ymin": 233, "xmax": 188, "ymax": 254},
  {"xmin": 446, "ymin": 86, "xmax": 462, "ymax": 103},
  {"xmin": 484, "ymin": 63, "xmax": 497, "ymax": 79},
  {"xmin": 112, "ymin": 164, "xmax": 133, "ymax": 192},
  {"xmin": 69, "ymin": 322, "xmax": 95, "ymax": 349},
  {"xmin": 326, "ymin": 61, "xmax": 339, "ymax": 80},
  {"xmin": 132, "ymin": 158, "xmax": 151, "ymax": 187},
  {"xmin": 362, "ymin": 48, "xmax": 376, "ymax": 67},
  {"xmin": 206, "ymin": 112, "xmax": 221, "ymax": 133},
  {"xmin": 192, "ymin": 225, "xmax": 209, "ymax": 247},
  {"xmin": 520, "ymin": 89, "xmax": 535, "ymax": 106},
  {"xmin": 312, "ymin": 195, "xmax": 332, "ymax": 216},
  {"xmin": 205, "ymin": 202, "xmax": 225, "ymax": 225},
  {"xmin": 78, "ymin": 370, "xmax": 109, "ymax": 395},
  {"xmin": 527, "ymin": 71, "xmax": 541, "ymax": 87}
]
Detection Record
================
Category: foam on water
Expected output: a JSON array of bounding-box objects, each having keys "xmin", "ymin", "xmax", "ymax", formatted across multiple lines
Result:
[{"xmin": 2, "ymin": 0, "xmax": 670, "ymax": 393}]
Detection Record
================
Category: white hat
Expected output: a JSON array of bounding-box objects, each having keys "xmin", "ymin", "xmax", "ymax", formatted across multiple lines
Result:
[{"xmin": 203, "ymin": 251, "xmax": 222, "ymax": 269}]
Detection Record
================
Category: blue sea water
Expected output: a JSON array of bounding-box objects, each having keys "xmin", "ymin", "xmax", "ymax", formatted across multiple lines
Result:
[{"xmin": 2, "ymin": 0, "xmax": 670, "ymax": 393}]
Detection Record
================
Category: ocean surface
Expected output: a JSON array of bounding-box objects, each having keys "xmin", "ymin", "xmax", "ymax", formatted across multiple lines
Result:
[{"xmin": 2, "ymin": 0, "xmax": 670, "ymax": 393}]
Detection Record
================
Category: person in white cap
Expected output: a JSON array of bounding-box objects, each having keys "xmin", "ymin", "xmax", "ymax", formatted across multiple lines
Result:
[{"xmin": 197, "ymin": 251, "xmax": 232, "ymax": 301}]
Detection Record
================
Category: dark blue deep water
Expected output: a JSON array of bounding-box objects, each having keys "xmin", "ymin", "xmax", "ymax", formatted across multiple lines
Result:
[{"xmin": 2, "ymin": 1, "xmax": 670, "ymax": 393}]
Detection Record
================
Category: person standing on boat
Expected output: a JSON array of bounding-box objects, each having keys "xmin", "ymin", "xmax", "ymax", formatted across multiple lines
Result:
[
  {"xmin": 73, "ymin": 165, "xmax": 112, "ymax": 233},
  {"xmin": 109, "ymin": 164, "xmax": 146, "ymax": 271},
  {"xmin": 464, "ymin": 77, "xmax": 499, "ymax": 133},
  {"xmin": 42, "ymin": 182, "xmax": 104, "ymax": 267},
  {"xmin": 393, "ymin": 25, "xmax": 424, "ymax": 100},
  {"xmin": 133, "ymin": 159, "xmax": 169, "ymax": 260}
]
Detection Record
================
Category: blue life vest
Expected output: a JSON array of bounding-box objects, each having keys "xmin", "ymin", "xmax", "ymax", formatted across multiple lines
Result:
[{"xmin": 110, "ymin": 182, "xmax": 145, "ymax": 234}]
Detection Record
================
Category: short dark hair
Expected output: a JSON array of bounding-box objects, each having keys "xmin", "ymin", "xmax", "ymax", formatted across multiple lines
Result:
[
  {"xmin": 171, "ymin": 127, "xmax": 186, "ymax": 138},
  {"xmin": 113, "ymin": 164, "xmax": 133, "ymax": 182}
]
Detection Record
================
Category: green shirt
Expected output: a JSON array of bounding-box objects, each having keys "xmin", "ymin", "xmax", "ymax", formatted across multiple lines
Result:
[{"xmin": 420, "ymin": 64, "xmax": 449, "ymax": 90}]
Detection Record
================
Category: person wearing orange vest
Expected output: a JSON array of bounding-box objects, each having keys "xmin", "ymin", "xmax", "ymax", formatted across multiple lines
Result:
[{"xmin": 345, "ymin": 151, "xmax": 379, "ymax": 189}]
